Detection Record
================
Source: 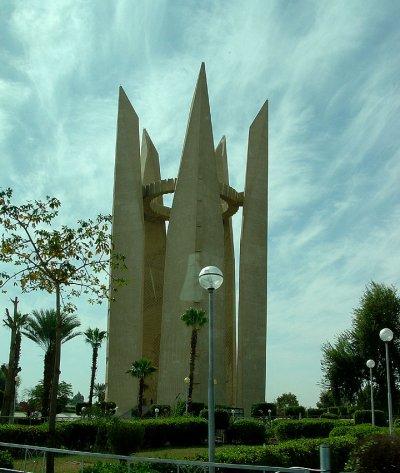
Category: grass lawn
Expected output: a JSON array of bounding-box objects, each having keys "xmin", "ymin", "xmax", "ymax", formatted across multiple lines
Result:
[{"xmin": 12, "ymin": 446, "xmax": 220, "ymax": 472}]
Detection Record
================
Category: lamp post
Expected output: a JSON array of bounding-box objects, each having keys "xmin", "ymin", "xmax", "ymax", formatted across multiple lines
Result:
[
  {"xmin": 379, "ymin": 328, "xmax": 394, "ymax": 433},
  {"xmin": 199, "ymin": 266, "xmax": 223, "ymax": 472},
  {"xmin": 366, "ymin": 359, "xmax": 375, "ymax": 426},
  {"xmin": 184, "ymin": 377, "xmax": 190, "ymax": 415},
  {"xmin": 11, "ymin": 375, "xmax": 20, "ymax": 424},
  {"xmin": 154, "ymin": 407, "xmax": 159, "ymax": 419}
]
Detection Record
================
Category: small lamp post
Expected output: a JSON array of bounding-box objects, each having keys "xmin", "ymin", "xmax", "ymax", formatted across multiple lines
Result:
[
  {"xmin": 366, "ymin": 359, "xmax": 375, "ymax": 426},
  {"xmin": 199, "ymin": 265, "xmax": 223, "ymax": 473},
  {"xmin": 154, "ymin": 407, "xmax": 159, "ymax": 418},
  {"xmin": 379, "ymin": 328, "xmax": 394, "ymax": 433},
  {"xmin": 184, "ymin": 377, "xmax": 190, "ymax": 415}
]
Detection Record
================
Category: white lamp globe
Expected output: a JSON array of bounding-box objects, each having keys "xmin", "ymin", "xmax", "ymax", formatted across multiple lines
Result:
[
  {"xmin": 199, "ymin": 266, "xmax": 223, "ymax": 290},
  {"xmin": 379, "ymin": 328, "xmax": 394, "ymax": 342},
  {"xmin": 366, "ymin": 359, "xmax": 375, "ymax": 369}
]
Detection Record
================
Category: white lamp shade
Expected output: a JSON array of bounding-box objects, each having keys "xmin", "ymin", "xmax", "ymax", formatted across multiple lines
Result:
[
  {"xmin": 380, "ymin": 328, "xmax": 394, "ymax": 342},
  {"xmin": 366, "ymin": 359, "xmax": 375, "ymax": 368},
  {"xmin": 199, "ymin": 266, "xmax": 223, "ymax": 290}
]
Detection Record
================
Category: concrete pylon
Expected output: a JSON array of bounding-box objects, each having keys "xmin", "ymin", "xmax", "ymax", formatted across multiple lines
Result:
[
  {"xmin": 215, "ymin": 137, "xmax": 236, "ymax": 407},
  {"xmin": 236, "ymin": 101, "xmax": 268, "ymax": 415},
  {"xmin": 140, "ymin": 129, "xmax": 165, "ymax": 404},
  {"xmin": 157, "ymin": 63, "xmax": 226, "ymax": 406},
  {"xmin": 106, "ymin": 87, "xmax": 145, "ymax": 416}
]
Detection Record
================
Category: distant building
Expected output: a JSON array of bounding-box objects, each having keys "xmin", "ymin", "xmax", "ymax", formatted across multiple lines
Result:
[{"xmin": 106, "ymin": 63, "xmax": 267, "ymax": 416}]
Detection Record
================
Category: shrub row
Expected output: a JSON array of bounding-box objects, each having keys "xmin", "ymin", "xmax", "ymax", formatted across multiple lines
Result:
[{"xmin": 271, "ymin": 419, "xmax": 338, "ymax": 441}]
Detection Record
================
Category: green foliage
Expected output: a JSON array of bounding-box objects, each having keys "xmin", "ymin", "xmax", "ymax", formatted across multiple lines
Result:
[
  {"xmin": 57, "ymin": 420, "xmax": 100, "ymax": 451},
  {"xmin": 0, "ymin": 423, "xmax": 48, "ymax": 447},
  {"xmin": 141, "ymin": 417, "xmax": 207, "ymax": 448},
  {"xmin": 306, "ymin": 407, "xmax": 325, "ymax": 417},
  {"xmin": 226, "ymin": 419, "xmax": 265, "ymax": 445},
  {"xmin": 275, "ymin": 392, "xmax": 299, "ymax": 415},
  {"xmin": 330, "ymin": 423, "xmax": 385, "ymax": 440},
  {"xmin": 272, "ymin": 419, "xmax": 337, "ymax": 441},
  {"xmin": 107, "ymin": 420, "xmax": 145, "ymax": 455},
  {"xmin": 321, "ymin": 282, "xmax": 400, "ymax": 409},
  {"xmin": 127, "ymin": 359, "xmax": 157, "ymax": 418},
  {"xmin": 320, "ymin": 412, "xmax": 339, "ymax": 419},
  {"xmin": 82, "ymin": 462, "xmax": 165, "ymax": 473},
  {"xmin": 251, "ymin": 402, "xmax": 276, "ymax": 417},
  {"xmin": 354, "ymin": 409, "xmax": 386, "ymax": 426},
  {"xmin": 0, "ymin": 450, "xmax": 13, "ymax": 469},
  {"xmin": 346, "ymin": 433, "xmax": 400, "ymax": 472},
  {"xmin": 198, "ymin": 408, "xmax": 230, "ymax": 429},
  {"xmin": 286, "ymin": 405, "xmax": 306, "ymax": 418}
]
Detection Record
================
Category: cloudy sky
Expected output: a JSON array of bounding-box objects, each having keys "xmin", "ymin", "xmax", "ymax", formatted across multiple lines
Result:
[{"xmin": 1, "ymin": 0, "xmax": 399, "ymax": 409}]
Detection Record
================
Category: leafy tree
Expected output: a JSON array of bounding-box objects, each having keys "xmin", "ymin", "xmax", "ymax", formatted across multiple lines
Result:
[
  {"xmin": 321, "ymin": 282, "xmax": 400, "ymax": 411},
  {"xmin": 126, "ymin": 359, "xmax": 157, "ymax": 417},
  {"xmin": 83, "ymin": 327, "xmax": 107, "ymax": 407},
  {"xmin": 1, "ymin": 297, "xmax": 28, "ymax": 420},
  {"xmin": 71, "ymin": 391, "xmax": 84, "ymax": 405},
  {"xmin": 22, "ymin": 309, "xmax": 80, "ymax": 418},
  {"xmin": 0, "ymin": 188, "xmax": 125, "ymax": 473},
  {"xmin": 180, "ymin": 307, "xmax": 207, "ymax": 412},
  {"xmin": 276, "ymin": 392, "xmax": 299, "ymax": 415},
  {"xmin": 93, "ymin": 383, "xmax": 106, "ymax": 402},
  {"xmin": 25, "ymin": 380, "xmax": 73, "ymax": 413}
]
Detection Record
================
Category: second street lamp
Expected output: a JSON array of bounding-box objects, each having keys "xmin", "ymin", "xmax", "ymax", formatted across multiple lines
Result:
[
  {"xmin": 199, "ymin": 266, "xmax": 223, "ymax": 473},
  {"xmin": 366, "ymin": 359, "xmax": 375, "ymax": 426}
]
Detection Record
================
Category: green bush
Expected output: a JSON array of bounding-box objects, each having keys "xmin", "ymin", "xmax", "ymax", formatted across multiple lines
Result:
[
  {"xmin": 251, "ymin": 402, "xmax": 277, "ymax": 418},
  {"xmin": 199, "ymin": 408, "xmax": 230, "ymax": 430},
  {"xmin": 346, "ymin": 433, "xmax": 400, "ymax": 472},
  {"xmin": 354, "ymin": 409, "xmax": 386, "ymax": 426},
  {"xmin": 76, "ymin": 402, "xmax": 91, "ymax": 415},
  {"xmin": 82, "ymin": 462, "xmax": 159, "ymax": 473},
  {"xmin": 306, "ymin": 408, "xmax": 325, "ymax": 417},
  {"xmin": 320, "ymin": 412, "xmax": 338, "ymax": 419},
  {"xmin": 330, "ymin": 423, "xmax": 385, "ymax": 440},
  {"xmin": 286, "ymin": 406, "xmax": 306, "ymax": 418},
  {"xmin": 189, "ymin": 402, "xmax": 205, "ymax": 416},
  {"xmin": 107, "ymin": 420, "xmax": 145, "ymax": 455},
  {"xmin": 141, "ymin": 418, "xmax": 207, "ymax": 448},
  {"xmin": 0, "ymin": 450, "xmax": 13, "ymax": 469},
  {"xmin": 57, "ymin": 420, "xmax": 104, "ymax": 451},
  {"xmin": 148, "ymin": 405, "xmax": 171, "ymax": 417},
  {"xmin": 226, "ymin": 419, "xmax": 265, "ymax": 445},
  {"xmin": 0, "ymin": 424, "xmax": 48, "ymax": 447},
  {"xmin": 272, "ymin": 419, "xmax": 336, "ymax": 441}
]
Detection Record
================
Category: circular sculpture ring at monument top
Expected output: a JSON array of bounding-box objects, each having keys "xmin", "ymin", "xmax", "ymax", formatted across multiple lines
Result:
[{"xmin": 142, "ymin": 178, "xmax": 243, "ymax": 221}]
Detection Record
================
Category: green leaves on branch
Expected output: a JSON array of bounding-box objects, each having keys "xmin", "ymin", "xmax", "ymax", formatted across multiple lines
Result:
[{"xmin": 0, "ymin": 187, "xmax": 126, "ymax": 306}]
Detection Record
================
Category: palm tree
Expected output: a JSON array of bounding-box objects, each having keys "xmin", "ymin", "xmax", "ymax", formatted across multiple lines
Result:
[
  {"xmin": 22, "ymin": 309, "xmax": 80, "ymax": 418},
  {"xmin": 181, "ymin": 307, "xmax": 207, "ymax": 412},
  {"xmin": 1, "ymin": 297, "xmax": 28, "ymax": 419},
  {"xmin": 93, "ymin": 382, "xmax": 106, "ymax": 402},
  {"xmin": 126, "ymin": 359, "xmax": 157, "ymax": 417},
  {"xmin": 83, "ymin": 327, "xmax": 107, "ymax": 407}
]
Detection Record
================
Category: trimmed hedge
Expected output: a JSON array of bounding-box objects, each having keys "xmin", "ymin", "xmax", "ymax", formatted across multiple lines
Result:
[
  {"xmin": 251, "ymin": 402, "xmax": 277, "ymax": 418},
  {"xmin": 226, "ymin": 419, "xmax": 265, "ymax": 445},
  {"xmin": 199, "ymin": 408, "xmax": 230, "ymax": 430},
  {"xmin": 108, "ymin": 421, "xmax": 145, "ymax": 455},
  {"xmin": 330, "ymin": 423, "xmax": 386, "ymax": 440},
  {"xmin": 354, "ymin": 409, "xmax": 386, "ymax": 426},
  {"xmin": 194, "ymin": 436, "xmax": 357, "ymax": 471},
  {"xmin": 272, "ymin": 419, "xmax": 337, "ymax": 441},
  {"xmin": 141, "ymin": 418, "xmax": 207, "ymax": 448},
  {"xmin": 0, "ymin": 423, "xmax": 48, "ymax": 446}
]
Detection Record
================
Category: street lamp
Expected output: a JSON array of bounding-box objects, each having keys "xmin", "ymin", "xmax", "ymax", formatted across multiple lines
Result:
[
  {"xmin": 366, "ymin": 359, "xmax": 375, "ymax": 426},
  {"xmin": 184, "ymin": 377, "xmax": 190, "ymax": 415},
  {"xmin": 199, "ymin": 265, "xmax": 223, "ymax": 472},
  {"xmin": 154, "ymin": 407, "xmax": 159, "ymax": 419},
  {"xmin": 379, "ymin": 328, "xmax": 394, "ymax": 433}
]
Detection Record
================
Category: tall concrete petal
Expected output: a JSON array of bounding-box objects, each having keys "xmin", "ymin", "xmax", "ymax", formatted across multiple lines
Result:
[
  {"xmin": 237, "ymin": 101, "xmax": 268, "ymax": 414},
  {"xmin": 141, "ymin": 129, "xmax": 166, "ymax": 403},
  {"xmin": 157, "ymin": 64, "xmax": 226, "ymax": 406},
  {"xmin": 215, "ymin": 136, "xmax": 236, "ymax": 406},
  {"xmin": 106, "ymin": 87, "xmax": 144, "ymax": 416}
]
